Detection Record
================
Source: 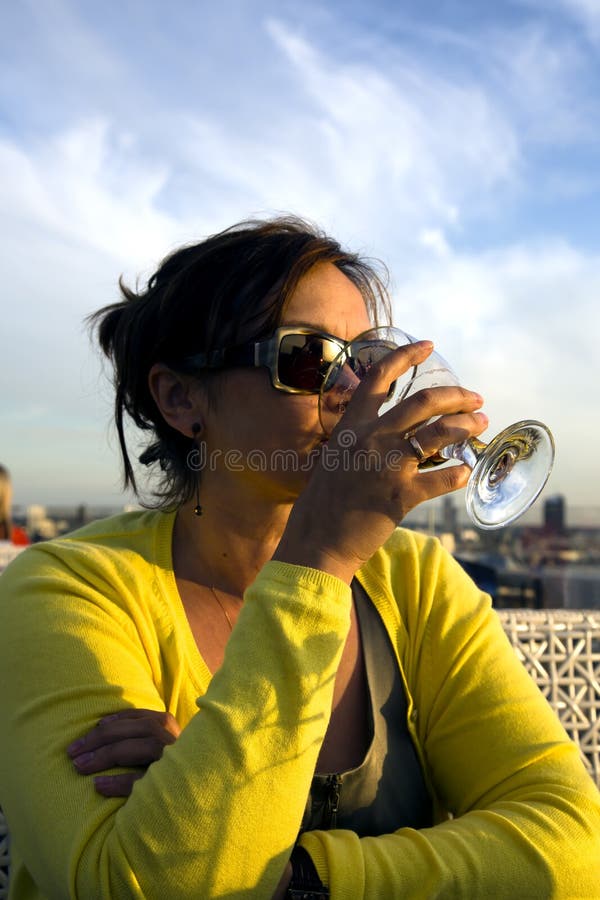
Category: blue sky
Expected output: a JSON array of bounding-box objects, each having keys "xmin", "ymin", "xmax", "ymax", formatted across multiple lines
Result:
[{"xmin": 1, "ymin": 0, "xmax": 599, "ymax": 516}]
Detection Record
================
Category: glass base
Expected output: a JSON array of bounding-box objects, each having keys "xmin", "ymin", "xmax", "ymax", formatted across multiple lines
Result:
[{"xmin": 465, "ymin": 421, "xmax": 555, "ymax": 530}]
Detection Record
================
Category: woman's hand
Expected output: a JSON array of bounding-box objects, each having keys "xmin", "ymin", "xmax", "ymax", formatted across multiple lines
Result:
[
  {"xmin": 276, "ymin": 340, "xmax": 488, "ymax": 582},
  {"xmin": 68, "ymin": 712, "xmax": 293, "ymax": 895},
  {"xmin": 67, "ymin": 708, "xmax": 181, "ymax": 797}
]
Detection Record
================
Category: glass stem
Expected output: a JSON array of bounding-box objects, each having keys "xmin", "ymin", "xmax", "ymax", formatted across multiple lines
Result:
[{"xmin": 440, "ymin": 437, "xmax": 487, "ymax": 470}]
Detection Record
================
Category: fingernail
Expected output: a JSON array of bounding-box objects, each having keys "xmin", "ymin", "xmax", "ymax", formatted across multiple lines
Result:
[
  {"xmin": 476, "ymin": 412, "xmax": 489, "ymax": 425},
  {"xmin": 94, "ymin": 775, "xmax": 113, "ymax": 786},
  {"xmin": 67, "ymin": 738, "xmax": 85, "ymax": 756},
  {"xmin": 73, "ymin": 751, "xmax": 95, "ymax": 769},
  {"xmin": 98, "ymin": 713, "xmax": 119, "ymax": 724}
]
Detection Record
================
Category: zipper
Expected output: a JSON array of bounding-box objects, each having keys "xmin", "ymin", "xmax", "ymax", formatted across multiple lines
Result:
[{"xmin": 326, "ymin": 773, "xmax": 342, "ymax": 829}]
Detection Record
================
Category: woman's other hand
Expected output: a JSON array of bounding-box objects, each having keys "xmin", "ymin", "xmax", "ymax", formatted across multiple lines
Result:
[{"xmin": 67, "ymin": 708, "xmax": 181, "ymax": 797}]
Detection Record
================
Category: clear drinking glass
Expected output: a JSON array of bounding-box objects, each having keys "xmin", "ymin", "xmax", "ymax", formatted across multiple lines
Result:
[{"xmin": 319, "ymin": 326, "xmax": 555, "ymax": 530}]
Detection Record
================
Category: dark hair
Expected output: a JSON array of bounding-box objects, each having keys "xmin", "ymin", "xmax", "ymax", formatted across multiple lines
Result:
[{"xmin": 89, "ymin": 215, "xmax": 391, "ymax": 509}]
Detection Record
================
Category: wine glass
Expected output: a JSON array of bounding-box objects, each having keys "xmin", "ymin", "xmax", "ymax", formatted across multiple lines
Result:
[{"xmin": 319, "ymin": 326, "xmax": 555, "ymax": 530}]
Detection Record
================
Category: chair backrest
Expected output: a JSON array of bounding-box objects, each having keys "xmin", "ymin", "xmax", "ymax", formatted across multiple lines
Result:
[{"xmin": 497, "ymin": 608, "xmax": 600, "ymax": 786}]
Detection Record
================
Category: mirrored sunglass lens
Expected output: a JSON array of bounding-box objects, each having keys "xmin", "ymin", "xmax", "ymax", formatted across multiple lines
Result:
[
  {"xmin": 321, "ymin": 340, "xmax": 397, "ymax": 388},
  {"xmin": 278, "ymin": 334, "xmax": 342, "ymax": 390},
  {"xmin": 321, "ymin": 339, "xmax": 398, "ymax": 399},
  {"xmin": 348, "ymin": 340, "xmax": 397, "ymax": 374}
]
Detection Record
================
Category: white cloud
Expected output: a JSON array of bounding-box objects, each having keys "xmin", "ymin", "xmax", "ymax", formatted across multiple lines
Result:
[
  {"xmin": 0, "ymin": 120, "xmax": 181, "ymax": 272},
  {"xmin": 7, "ymin": 15, "xmax": 587, "ymax": 287},
  {"xmin": 1, "ymin": 4, "xmax": 599, "ymax": 511},
  {"xmin": 0, "ymin": 16, "xmax": 527, "ymax": 282},
  {"xmin": 418, "ymin": 228, "xmax": 451, "ymax": 257},
  {"xmin": 390, "ymin": 240, "xmax": 600, "ymax": 505},
  {"xmin": 554, "ymin": 0, "xmax": 600, "ymax": 41},
  {"xmin": 266, "ymin": 17, "xmax": 520, "ymax": 234}
]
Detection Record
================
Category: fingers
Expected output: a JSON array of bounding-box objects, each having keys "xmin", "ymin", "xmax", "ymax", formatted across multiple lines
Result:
[
  {"xmin": 391, "ymin": 385, "xmax": 484, "ymax": 432},
  {"xmin": 68, "ymin": 709, "xmax": 181, "ymax": 754},
  {"xmin": 329, "ymin": 340, "xmax": 434, "ymax": 427},
  {"xmin": 70, "ymin": 735, "xmax": 173, "ymax": 773},
  {"xmin": 403, "ymin": 411, "xmax": 489, "ymax": 464},
  {"xmin": 97, "ymin": 708, "xmax": 181, "ymax": 738},
  {"xmin": 94, "ymin": 772, "xmax": 145, "ymax": 798},
  {"xmin": 405, "ymin": 456, "xmax": 473, "ymax": 506},
  {"xmin": 330, "ymin": 339, "xmax": 485, "ymax": 442},
  {"xmin": 67, "ymin": 708, "xmax": 180, "ymax": 777}
]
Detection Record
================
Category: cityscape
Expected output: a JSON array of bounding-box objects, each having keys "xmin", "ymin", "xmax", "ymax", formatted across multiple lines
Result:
[
  {"xmin": 407, "ymin": 495, "xmax": 600, "ymax": 610},
  {"xmin": 3, "ymin": 494, "xmax": 600, "ymax": 610}
]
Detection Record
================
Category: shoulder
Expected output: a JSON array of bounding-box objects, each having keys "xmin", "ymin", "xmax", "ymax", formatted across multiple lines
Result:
[
  {"xmin": 361, "ymin": 526, "xmax": 464, "ymax": 591},
  {"xmin": 55, "ymin": 508, "xmax": 171, "ymax": 548},
  {"xmin": 0, "ymin": 509, "xmax": 175, "ymax": 600},
  {"xmin": 0, "ymin": 510, "xmax": 180, "ymax": 658},
  {"xmin": 359, "ymin": 526, "xmax": 489, "ymax": 632}
]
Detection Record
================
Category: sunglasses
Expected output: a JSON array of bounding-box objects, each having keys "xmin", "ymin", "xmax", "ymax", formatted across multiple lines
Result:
[
  {"xmin": 180, "ymin": 327, "xmax": 349, "ymax": 394},
  {"xmin": 180, "ymin": 326, "xmax": 403, "ymax": 396}
]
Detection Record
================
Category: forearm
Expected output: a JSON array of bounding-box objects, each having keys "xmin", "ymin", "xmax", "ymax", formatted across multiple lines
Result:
[
  {"xmin": 100, "ymin": 570, "xmax": 347, "ymax": 897},
  {"xmin": 1, "ymin": 559, "xmax": 352, "ymax": 899},
  {"xmin": 299, "ymin": 776, "xmax": 600, "ymax": 898}
]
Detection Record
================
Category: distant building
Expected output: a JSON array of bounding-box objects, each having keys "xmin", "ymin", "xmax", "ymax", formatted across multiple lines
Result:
[
  {"xmin": 541, "ymin": 566, "xmax": 600, "ymax": 609},
  {"xmin": 544, "ymin": 495, "xmax": 566, "ymax": 534},
  {"xmin": 75, "ymin": 504, "xmax": 89, "ymax": 528},
  {"xmin": 442, "ymin": 496, "xmax": 457, "ymax": 534}
]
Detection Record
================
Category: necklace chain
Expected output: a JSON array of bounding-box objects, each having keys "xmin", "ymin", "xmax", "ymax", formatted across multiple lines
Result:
[{"xmin": 209, "ymin": 585, "xmax": 234, "ymax": 632}]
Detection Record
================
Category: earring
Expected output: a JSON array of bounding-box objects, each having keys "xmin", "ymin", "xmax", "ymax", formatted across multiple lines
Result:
[{"xmin": 192, "ymin": 423, "xmax": 203, "ymax": 516}]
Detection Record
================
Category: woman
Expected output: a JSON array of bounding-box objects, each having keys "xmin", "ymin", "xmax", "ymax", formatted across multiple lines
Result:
[
  {"xmin": 0, "ymin": 465, "xmax": 29, "ymax": 576},
  {"xmin": 0, "ymin": 217, "xmax": 598, "ymax": 899}
]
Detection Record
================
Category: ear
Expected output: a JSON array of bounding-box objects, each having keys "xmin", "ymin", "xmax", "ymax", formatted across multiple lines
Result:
[{"xmin": 148, "ymin": 363, "xmax": 205, "ymax": 438}]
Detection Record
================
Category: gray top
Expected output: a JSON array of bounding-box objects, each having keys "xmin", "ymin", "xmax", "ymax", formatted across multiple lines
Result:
[{"xmin": 301, "ymin": 580, "xmax": 433, "ymax": 837}]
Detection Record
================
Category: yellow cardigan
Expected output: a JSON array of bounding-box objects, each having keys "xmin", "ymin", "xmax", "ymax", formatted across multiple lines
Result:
[{"xmin": 0, "ymin": 510, "xmax": 598, "ymax": 899}]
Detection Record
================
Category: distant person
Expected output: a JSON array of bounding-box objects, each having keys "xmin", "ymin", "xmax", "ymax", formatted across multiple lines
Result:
[
  {"xmin": 0, "ymin": 465, "xmax": 29, "ymax": 545},
  {"xmin": 0, "ymin": 217, "xmax": 599, "ymax": 898},
  {"xmin": 0, "ymin": 465, "xmax": 29, "ymax": 576}
]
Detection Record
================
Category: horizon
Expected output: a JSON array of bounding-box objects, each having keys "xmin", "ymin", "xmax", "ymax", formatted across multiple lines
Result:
[{"xmin": 10, "ymin": 494, "xmax": 600, "ymax": 530}]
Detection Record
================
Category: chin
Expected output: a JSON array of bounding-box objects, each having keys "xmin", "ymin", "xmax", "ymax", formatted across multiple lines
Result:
[{"xmin": 276, "ymin": 463, "xmax": 316, "ymax": 501}]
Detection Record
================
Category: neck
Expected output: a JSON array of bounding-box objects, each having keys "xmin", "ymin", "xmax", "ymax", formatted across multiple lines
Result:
[{"xmin": 172, "ymin": 482, "xmax": 295, "ymax": 597}]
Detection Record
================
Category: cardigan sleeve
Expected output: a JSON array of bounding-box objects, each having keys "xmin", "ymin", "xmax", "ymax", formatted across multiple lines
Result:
[
  {"xmin": 0, "ymin": 542, "xmax": 352, "ymax": 900},
  {"xmin": 298, "ymin": 532, "xmax": 600, "ymax": 899}
]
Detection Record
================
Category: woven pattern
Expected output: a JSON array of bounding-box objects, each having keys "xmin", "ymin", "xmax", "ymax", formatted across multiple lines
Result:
[{"xmin": 498, "ymin": 609, "xmax": 600, "ymax": 786}]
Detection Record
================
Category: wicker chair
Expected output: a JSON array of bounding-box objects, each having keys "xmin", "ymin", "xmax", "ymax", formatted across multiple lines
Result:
[
  {"xmin": 497, "ymin": 608, "xmax": 600, "ymax": 786},
  {"xmin": 1, "ymin": 608, "xmax": 599, "ymax": 898}
]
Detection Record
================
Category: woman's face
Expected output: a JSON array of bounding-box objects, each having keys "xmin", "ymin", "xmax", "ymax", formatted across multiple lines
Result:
[{"xmin": 201, "ymin": 261, "xmax": 373, "ymax": 502}]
